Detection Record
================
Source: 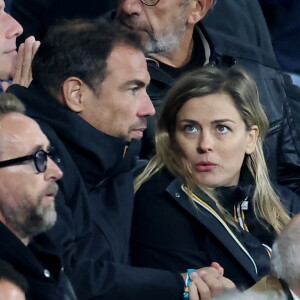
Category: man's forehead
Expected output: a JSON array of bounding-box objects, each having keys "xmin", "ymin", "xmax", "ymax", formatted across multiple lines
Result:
[
  {"xmin": 0, "ymin": 113, "xmax": 49, "ymax": 154},
  {"xmin": 107, "ymin": 44, "xmax": 147, "ymax": 76},
  {"xmin": 109, "ymin": 43, "xmax": 145, "ymax": 61}
]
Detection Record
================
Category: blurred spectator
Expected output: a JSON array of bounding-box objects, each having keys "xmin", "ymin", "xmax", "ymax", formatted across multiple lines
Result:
[
  {"xmin": 212, "ymin": 289, "xmax": 287, "ymax": 300},
  {"xmin": 248, "ymin": 214, "xmax": 300, "ymax": 299},
  {"xmin": 0, "ymin": 0, "xmax": 40, "ymax": 92}
]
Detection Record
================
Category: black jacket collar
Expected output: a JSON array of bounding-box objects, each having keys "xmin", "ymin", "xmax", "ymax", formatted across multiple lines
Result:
[{"xmin": 166, "ymin": 175, "xmax": 259, "ymax": 282}]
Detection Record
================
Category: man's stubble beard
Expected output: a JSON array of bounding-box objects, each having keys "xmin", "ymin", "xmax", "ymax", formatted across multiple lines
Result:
[
  {"xmin": 117, "ymin": 6, "xmax": 188, "ymax": 55},
  {"xmin": 143, "ymin": 24, "xmax": 186, "ymax": 55},
  {"xmin": 1, "ymin": 184, "xmax": 58, "ymax": 240}
]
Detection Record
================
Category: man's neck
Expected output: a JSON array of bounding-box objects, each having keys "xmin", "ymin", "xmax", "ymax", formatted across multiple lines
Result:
[{"xmin": 150, "ymin": 29, "xmax": 195, "ymax": 68}]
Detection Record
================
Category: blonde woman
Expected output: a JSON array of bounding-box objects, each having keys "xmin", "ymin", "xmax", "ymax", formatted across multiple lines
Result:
[{"xmin": 132, "ymin": 66, "xmax": 300, "ymax": 290}]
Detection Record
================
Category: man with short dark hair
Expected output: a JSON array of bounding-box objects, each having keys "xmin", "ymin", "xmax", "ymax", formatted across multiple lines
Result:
[
  {"xmin": 116, "ymin": 0, "xmax": 300, "ymax": 194},
  {"xmin": 0, "ymin": 93, "xmax": 76, "ymax": 299},
  {"xmin": 8, "ymin": 19, "xmax": 235, "ymax": 300}
]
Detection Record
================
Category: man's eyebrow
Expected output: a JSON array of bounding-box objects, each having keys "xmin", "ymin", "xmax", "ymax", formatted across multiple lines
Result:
[
  {"xmin": 124, "ymin": 80, "xmax": 146, "ymax": 88},
  {"xmin": 28, "ymin": 144, "xmax": 49, "ymax": 155}
]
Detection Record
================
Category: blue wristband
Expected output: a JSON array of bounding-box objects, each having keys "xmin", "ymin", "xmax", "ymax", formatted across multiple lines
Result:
[{"xmin": 183, "ymin": 269, "xmax": 196, "ymax": 299}]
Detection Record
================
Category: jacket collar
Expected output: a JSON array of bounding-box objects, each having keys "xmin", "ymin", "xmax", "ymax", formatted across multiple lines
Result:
[
  {"xmin": 166, "ymin": 177, "xmax": 259, "ymax": 282},
  {"xmin": 0, "ymin": 221, "xmax": 62, "ymax": 280}
]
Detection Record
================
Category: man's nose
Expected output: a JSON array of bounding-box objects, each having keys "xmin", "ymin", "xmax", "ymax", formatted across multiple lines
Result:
[
  {"xmin": 5, "ymin": 13, "xmax": 23, "ymax": 39},
  {"xmin": 138, "ymin": 94, "xmax": 156, "ymax": 117},
  {"xmin": 45, "ymin": 158, "xmax": 63, "ymax": 181},
  {"xmin": 118, "ymin": 0, "xmax": 143, "ymax": 16}
]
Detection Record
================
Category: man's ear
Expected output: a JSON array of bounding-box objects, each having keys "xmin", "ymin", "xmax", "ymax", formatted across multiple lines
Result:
[
  {"xmin": 188, "ymin": 0, "xmax": 213, "ymax": 25},
  {"xmin": 245, "ymin": 125, "xmax": 259, "ymax": 155},
  {"xmin": 61, "ymin": 77, "xmax": 86, "ymax": 113}
]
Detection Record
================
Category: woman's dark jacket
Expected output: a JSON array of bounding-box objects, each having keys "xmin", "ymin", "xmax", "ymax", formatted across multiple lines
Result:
[
  {"xmin": 7, "ymin": 82, "xmax": 184, "ymax": 300},
  {"xmin": 131, "ymin": 168, "xmax": 300, "ymax": 289}
]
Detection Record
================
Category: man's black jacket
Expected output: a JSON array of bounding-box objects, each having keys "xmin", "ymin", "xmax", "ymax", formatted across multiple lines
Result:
[
  {"xmin": 0, "ymin": 222, "xmax": 72, "ymax": 299},
  {"xmin": 8, "ymin": 82, "xmax": 184, "ymax": 300}
]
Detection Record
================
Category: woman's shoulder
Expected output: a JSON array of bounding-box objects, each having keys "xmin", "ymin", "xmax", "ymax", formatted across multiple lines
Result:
[
  {"xmin": 139, "ymin": 167, "xmax": 175, "ymax": 189},
  {"xmin": 135, "ymin": 168, "xmax": 176, "ymax": 203}
]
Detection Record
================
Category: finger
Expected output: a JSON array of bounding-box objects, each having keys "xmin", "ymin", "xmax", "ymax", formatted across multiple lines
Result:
[
  {"xmin": 190, "ymin": 272, "xmax": 211, "ymax": 300},
  {"xmin": 196, "ymin": 267, "xmax": 221, "ymax": 277},
  {"xmin": 199, "ymin": 271, "xmax": 223, "ymax": 298},
  {"xmin": 21, "ymin": 36, "xmax": 36, "ymax": 85},
  {"xmin": 13, "ymin": 43, "xmax": 25, "ymax": 84},
  {"xmin": 221, "ymin": 277, "xmax": 236, "ymax": 290},
  {"xmin": 1, "ymin": 81, "xmax": 10, "ymax": 92},
  {"xmin": 32, "ymin": 40, "xmax": 41, "ymax": 57},
  {"xmin": 26, "ymin": 40, "xmax": 41, "ymax": 86},
  {"xmin": 210, "ymin": 262, "xmax": 224, "ymax": 276},
  {"xmin": 188, "ymin": 282, "xmax": 199, "ymax": 300}
]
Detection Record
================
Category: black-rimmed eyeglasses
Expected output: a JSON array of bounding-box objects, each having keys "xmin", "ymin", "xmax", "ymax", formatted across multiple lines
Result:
[
  {"xmin": 141, "ymin": 0, "xmax": 160, "ymax": 6},
  {"xmin": 0, "ymin": 147, "xmax": 60, "ymax": 174}
]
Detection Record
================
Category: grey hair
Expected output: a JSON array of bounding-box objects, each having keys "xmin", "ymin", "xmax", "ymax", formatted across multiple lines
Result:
[
  {"xmin": 271, "ymin": 220, "xmax": 300, "ymax": 287},
  {"xmin": 0, "ymin": 93, "xmax": 25, "ymax": 119},
  {"xmin": 212, "ymin": 288, "xmax": 287, "ymax": 300},
  {"xmin": 0, "ymin": 94, "xmax": 25, "ymax": 157}
]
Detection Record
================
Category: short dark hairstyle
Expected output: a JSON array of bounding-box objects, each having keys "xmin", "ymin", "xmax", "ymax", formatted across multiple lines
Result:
[
  {"xmin": 0, "ymin": 259, "xmax": 28, "ymax": 293},
  {"xmin": 32, "ymin": 18, "xmax": 144, "ymax": 96}
]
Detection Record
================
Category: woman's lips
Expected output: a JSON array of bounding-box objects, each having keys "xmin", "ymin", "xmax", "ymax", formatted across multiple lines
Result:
[{"xmin": 195, "ymin": 162, "xmax": 218, "ymax": 172}]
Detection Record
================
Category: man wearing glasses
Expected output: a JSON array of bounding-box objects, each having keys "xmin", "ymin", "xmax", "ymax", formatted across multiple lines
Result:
[
  {"xmin": 0, "ymin": 93, "xmax": 77, "ymax": 299},
  {"xmin": 116, "ymin": 0, "xmax": 300, "ymax": 195}
]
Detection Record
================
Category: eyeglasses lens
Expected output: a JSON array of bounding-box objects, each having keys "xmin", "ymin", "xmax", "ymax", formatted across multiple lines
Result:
[
  {"xmin": 141, "ymin": 0, "xmax": 159, "ymax": 6},
  {"xmin": 35, "ymin": 150, "xmax": 48, "ymax": 173}
]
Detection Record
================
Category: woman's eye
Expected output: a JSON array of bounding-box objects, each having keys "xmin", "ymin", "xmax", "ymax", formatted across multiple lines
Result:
[
  {"xmin": 184, "ymin": 125, "xmax": 198, "ymax": 133},
  {"xmin": 216, "ymin": 125, "xmax": 229, "ymax": 134}
]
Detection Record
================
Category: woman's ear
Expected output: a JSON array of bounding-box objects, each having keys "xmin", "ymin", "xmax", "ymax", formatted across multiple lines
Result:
[
  {"xmin": 245, "ymin": 125, "xmax": 259, "ymax": 154},
  {"xmin": 61, "ymin": 77, "xmax": 85, "ymax": 113},
  {"xmin": 188, "ymin": 0, "xmax": 213, "ymax": 25}
]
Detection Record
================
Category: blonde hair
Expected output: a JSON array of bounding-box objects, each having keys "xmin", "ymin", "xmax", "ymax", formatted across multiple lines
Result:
[{"xmin": 135, "ymin": 66, "xmax": 290, "ymax": 233}]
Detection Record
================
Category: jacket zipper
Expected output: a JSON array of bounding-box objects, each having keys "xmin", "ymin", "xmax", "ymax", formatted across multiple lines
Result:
[{"xmin": 181, "ymin": 185, "xmax": 258, "ymax": 275}]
